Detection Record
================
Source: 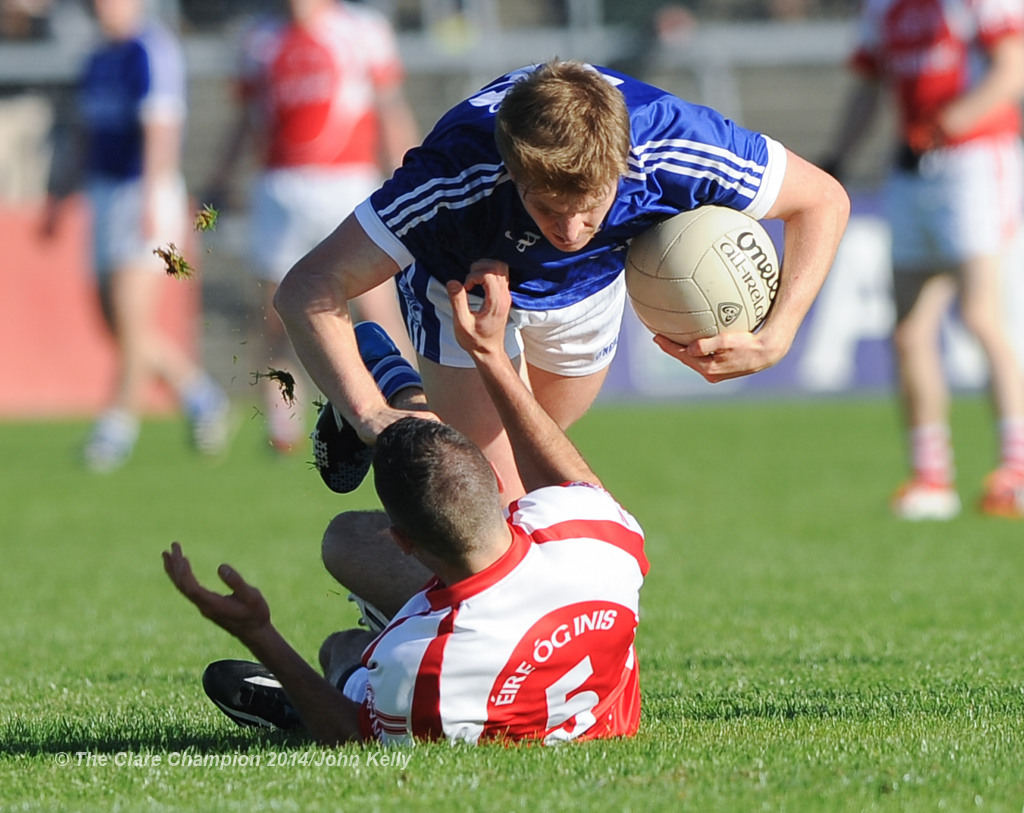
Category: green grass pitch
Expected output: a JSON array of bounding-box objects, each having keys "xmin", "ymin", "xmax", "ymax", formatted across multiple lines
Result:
[{"xmin": 2, "ymin": 396, "xmax": 1024, "ymax": 812}]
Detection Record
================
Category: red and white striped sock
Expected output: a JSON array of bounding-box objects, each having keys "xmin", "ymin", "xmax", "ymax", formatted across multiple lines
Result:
[{"xmin": 909, "ymin": 423, "xmax": 954, "ymax": 486}]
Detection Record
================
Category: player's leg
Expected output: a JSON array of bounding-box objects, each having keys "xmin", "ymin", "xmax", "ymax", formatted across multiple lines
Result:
[
  {"xmin": 81, "ymin": 180, "xmax": 140, "ymax": 470},
  {"xmin": 321, "ymin": 510, "xmax": 432, "ymax": 623},
  {"xmin": 525, "ymin": 365, "xmax": 610, "ymax": 429},
  {"xmin": 418, "ymin": 358, "xmax": 529, "ymax": 501},
  {"xmin": 946, "ymin": 134, "xmax": 1024, "ymax": 516},
  {"xmin": 82, "ymin": 268, "xmax": 142, "ymax": 471},
  {"xmin": 957, "ymin": 253, "xmax": 1024, "ymax": 516},
  {"xmin": 892, "ymin": 268, "xmax": 956, "ymax": 430},
  {"xmin": 515, "ymin": 274, "xmax": 624, "ymax": 430},
  {"xmin": 318, "ymin": 629, "xmax": 377, "ymax": 689},
  {"xmin": 884, "ymin": 154, "xmax": 963, "ymax": 519},
  {"xmin": 141, "ymin": 176, "xmax": 231, "ymax": 455},
  {"xmin": 106, "ymin": 263, "xmax": 166, "ymax": 415},
  {"xmin": 958, "ymin": 252, "xmax": 1024, "ymax": 420},
  {"xmin": 889, "ymin": 267, "xmax": 961, "ymax": 519},
  {"xmin": 109, "ymin": 258, "xmax": 231, "ymax": 452}
]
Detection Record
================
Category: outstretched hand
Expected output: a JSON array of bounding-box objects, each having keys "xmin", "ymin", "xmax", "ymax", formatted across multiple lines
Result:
[
  {"xmin": 447, "ymin": 259, "xmax": 512, "ymax": 358},
  {"xmin": 162, "ymin": 542, "xmax": 272, "ymax": 643}
]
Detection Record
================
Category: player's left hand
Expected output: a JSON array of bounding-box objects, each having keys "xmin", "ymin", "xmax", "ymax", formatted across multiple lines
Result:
[
  {"xmin": 163, "ymin": 542, "xmax": 272, "ymax": 642},
  {"xmin": 654, "ymin": 331, "xmax": 787, "ymax": 383}
]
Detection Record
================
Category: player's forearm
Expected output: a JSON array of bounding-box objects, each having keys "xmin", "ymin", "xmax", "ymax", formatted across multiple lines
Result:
[
  {"xmin": 243, "ymin": 626, "xmax": 364, "ymax": 745},
  {"xmin": 938, "ymin": 35, "xmax": 1024, "ymax": 139},
  {"xmin": 275, "ymin": 280, "xmax": 389, "ymax": 432},
  {"xmin": 142, "ymin": 118, "xmax": 183, "ymax": 182},
  {"xmin": 472, "ymin": 348, "xmax": 600, "ymax": 490},
  {"xmin": 274, "ymin": 219, "xmax": 394, "ymax": 434},
  {"xmin": 377, "ymin": 89, "xmax": 420, "ymax": 172},
  {"xmin": 760, "ymin": 155, "xmax": 850, "ymax": 355}
]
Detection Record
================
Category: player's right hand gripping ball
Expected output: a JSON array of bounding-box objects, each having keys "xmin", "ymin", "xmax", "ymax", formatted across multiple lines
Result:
[{"xmin": 311, "ymin": 403, "xmax": 373, "ymax": 494}]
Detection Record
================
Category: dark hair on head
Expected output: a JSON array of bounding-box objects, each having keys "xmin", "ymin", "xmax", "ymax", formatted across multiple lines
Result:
[
  {"xmin": 494, "ymin": 58, "xmax": 630, "ymax": 198},
  {"xmin": 372, "ymin": 418, "xmax": 505, "ymax": 563}
]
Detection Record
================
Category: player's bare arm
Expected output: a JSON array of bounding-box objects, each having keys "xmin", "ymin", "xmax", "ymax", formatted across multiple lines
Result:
[
  {"xmin": 140, "ymin": 116, "xmax": 182, "ymax": 240},
  {"xmin": 448, "ymin": 262, "xmax": 601, "ymax": 490},
  {"xmin": 670, "ymin": 149, "xmax": 849, "ymax": 384},
  {"xmin": 163, "ymin": 543, "xmax": 362, "ymax": 745},
  {"xmin": 275, "ymin": 214, "xmax": 436, "ymax": 442},
  {"xmin": 375, "ymin": 84, "xmax": 420, "ymax": 172},
  {"xmin": 935, "ymin": 33, "xmax": 1024, "ymax": 141}
]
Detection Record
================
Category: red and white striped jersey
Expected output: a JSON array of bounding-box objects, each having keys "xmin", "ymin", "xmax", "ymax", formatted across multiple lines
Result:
[
  {"xmin": 354, "ymin": 482, "xmax": 648, "ymax": 745},
  {"xmin": 235, "ymin": 1, "xmax": 404, "ymax": 169},
  {"xmin": 851, "ymin": 0, "xmax": 1024, "ymax": 145}
]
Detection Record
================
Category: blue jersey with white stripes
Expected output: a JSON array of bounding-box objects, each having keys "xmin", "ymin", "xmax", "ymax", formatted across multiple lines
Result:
[
  {"xmin": 356, "ymin": 64, "xmax": 787, "ymax": 311},
  {"xmin": 77, "ymin": 22, "xmax": 186, "ymax": 180}
]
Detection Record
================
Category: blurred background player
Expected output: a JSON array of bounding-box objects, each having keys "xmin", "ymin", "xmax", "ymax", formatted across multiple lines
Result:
[
  {"xmin": 203, "ymin": 0, "xmax": 420, "ymax": 453},
  {"xmin": 40, "ymin": 0, "xmax": 230, "ymax": 473},
  {"xmin": 820, "ymin": 0, "xmax": 1024, "ymax": 519}
]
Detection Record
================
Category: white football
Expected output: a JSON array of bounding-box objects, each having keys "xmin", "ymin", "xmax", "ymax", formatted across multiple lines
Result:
[{"xmin": 624, "ymin": 206, "xmax": 780, "ymax": 346}]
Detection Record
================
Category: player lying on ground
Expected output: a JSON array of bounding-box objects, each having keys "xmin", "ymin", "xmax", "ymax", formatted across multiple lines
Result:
[
  {"xmin": 164, "ymin": 267, "xmax": 648, "ymax": 745},
  {"xmin": 274, "ymin": 58, "xmax": 851, "ymax": 504}
]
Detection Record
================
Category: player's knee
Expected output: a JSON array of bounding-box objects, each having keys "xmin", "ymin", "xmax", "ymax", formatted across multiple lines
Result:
[
  {"xmin": 321, "ymin": 510, "xmax": 390, "ymax": 583},
  {"xmin": 891, "ymin": 321, "xmax": 915, "ymax": 355},
  {"xmin": 321, "ymin": 511, "xmax": 362, "ymax": 581},
  {"xmin": 958, "ymin": 301, "xmax": 1002, "ymax": 346},
  {"xmin": 892, "ymin": 316, "xmax": 933, "ymax": 355}
]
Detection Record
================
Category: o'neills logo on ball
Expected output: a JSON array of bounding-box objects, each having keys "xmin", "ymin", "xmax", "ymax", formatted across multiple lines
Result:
[
  {"xmin": 714, "ymin": 230, "xmax": 780, "ymax": 322},
  {"xmin": 718, "ymin": 302, "xmax": 743, "ymax": 326}
]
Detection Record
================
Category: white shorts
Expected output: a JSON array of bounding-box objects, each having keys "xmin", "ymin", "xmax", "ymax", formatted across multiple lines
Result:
[
  {"xmin": 885, "ymin": 134, "xmax": 1024, "ymax": 270},
  {"xmin": 87, "ymin": 174, "xmax": 188, "ymax": 276},
  {"xmin": 341, "ymin": 666, "xmax": 369, "ymax": 703},
  {"xmin": 249, "ymin": 165, "xmax": 382, "ymax": 282},
  {"xmin": 397, "ymin": 267, "xmax": 626, "ymax": 376}
]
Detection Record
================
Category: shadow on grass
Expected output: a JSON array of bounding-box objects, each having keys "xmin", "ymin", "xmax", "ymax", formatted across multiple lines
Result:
[{"xmin": 0, "ymin": 721, "xmax": 315, "ymax": 757}]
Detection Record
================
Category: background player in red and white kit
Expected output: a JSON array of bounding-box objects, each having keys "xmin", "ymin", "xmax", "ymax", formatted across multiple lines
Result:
[
  {"xmin": 821, "ymin": 0, "xmax": 1024, "ymax": 519},
  {"xmin": 164, "ymin": 264, "xmax": 647, "ymax": 745},
  {"xmin": 204, "ymin": 0, "xmax": 419, "ymax": 451}
]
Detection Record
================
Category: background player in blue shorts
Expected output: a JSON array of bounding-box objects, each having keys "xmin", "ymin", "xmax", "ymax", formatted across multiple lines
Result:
[
  {"xmin": 40, "ymin": 0, "xmax": 230, "ymax": 472},
  {"xmin": 275, "ymin": 59, "xmax": 850, "ymax": 502}
]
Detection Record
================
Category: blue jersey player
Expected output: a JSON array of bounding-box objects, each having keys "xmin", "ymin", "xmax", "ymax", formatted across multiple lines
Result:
[{"xmin": 276, "ymin": 59, "xmax": 850, "ymax": 502}]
